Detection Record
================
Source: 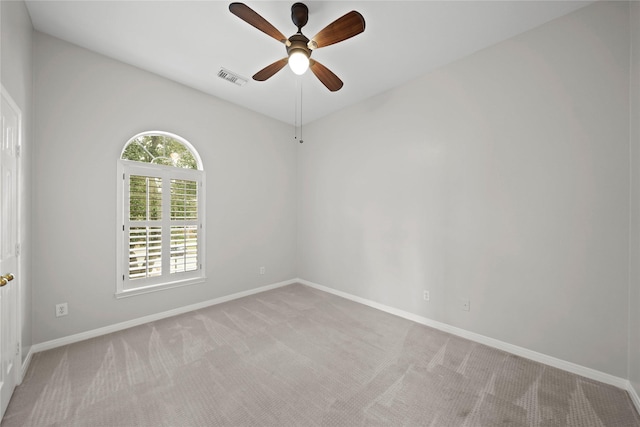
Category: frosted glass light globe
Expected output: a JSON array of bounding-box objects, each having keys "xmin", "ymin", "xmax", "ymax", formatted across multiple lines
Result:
[{"xmin": 288, "ymin": 51, "xmax": 310, "ymax": 75}]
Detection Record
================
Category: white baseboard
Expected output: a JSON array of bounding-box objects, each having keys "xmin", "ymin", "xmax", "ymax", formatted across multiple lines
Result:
[
  {"xmin": 31, "ymin": 279, "xmax": 297, "ymax": 354},
  {"xmin": 629, "ymin": 382, "xmax": 640, "ymax": 416},
  {"xmin": 18, "ymin": 347, "xmax": 33, "ymax": 385},
  {"xmin": 298, "ymin": 278, "xmax": 631, "ymax": 392}
]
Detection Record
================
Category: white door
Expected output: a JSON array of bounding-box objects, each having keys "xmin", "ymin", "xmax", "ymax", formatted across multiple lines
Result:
[{"xmin": 0, "ymin": 87, "xmax": 21, "ymax": 419}]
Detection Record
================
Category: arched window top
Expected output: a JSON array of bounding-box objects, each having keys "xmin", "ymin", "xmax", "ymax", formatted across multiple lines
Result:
[{"xmin": 121, "ymin": 131, "xmax": 203, "ymax": 170}]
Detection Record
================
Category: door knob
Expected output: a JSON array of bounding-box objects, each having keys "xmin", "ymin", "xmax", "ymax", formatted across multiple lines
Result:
[{"xmin": 0, "ymin": 273, "xmax": 14, "ymax": 287}]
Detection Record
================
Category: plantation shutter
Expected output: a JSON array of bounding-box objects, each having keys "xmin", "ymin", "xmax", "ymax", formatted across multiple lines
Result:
[
  {"xmin": 128, "ymin": 175, "xmax": 163, "ymax": 280},
  {"xmin": 120, "ymin": 162, "xmax": 204, "ymax": 291},
  {"xmin": 170, "ymin": 178, "xmax": 199, "ymax": 274}
]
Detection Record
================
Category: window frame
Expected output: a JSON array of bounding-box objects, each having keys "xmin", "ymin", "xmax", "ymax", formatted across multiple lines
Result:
[{"xmin": 116, "ymin": 132, "xmax": 206, "ymax": 298}]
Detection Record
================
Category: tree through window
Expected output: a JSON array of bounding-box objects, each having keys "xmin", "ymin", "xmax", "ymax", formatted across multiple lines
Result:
[
  {"xmin": 117, "ymin": 132, "xmax": 205, "ymax": 297},
  {"xmin": 122, "ymin": 134, "xmax": 198, "ymax": 169}
]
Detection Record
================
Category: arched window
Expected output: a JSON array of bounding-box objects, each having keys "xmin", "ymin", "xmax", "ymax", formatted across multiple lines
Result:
[{"xmin": 116, "ymin": 131, "xmax": 205, "ymax": 297}]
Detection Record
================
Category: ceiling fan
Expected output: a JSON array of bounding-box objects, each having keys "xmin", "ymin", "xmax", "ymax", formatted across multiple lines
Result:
[{"xmin": 229, "ymin": 2, "xmax": 365, "ymax": 92}]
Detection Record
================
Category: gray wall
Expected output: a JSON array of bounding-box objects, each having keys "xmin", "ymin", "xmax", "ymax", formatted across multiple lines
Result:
[
  {"xmin": 23, "ymin": 0, "xmax": 640, "ymax": 387},
  {"xmin": 629, "ymin": 0, "xmax": 640, "ymax": 397},
  {"xmin": 32, "ymin": 32, "xmax": 297, "ymax": 344},
  {"xmin": 297, "ymin": 1, "xmax": 631, "ymax": 378},
  {"xmin": 1, "ymin": 0, "xmax": 33, "ymax": 362}
]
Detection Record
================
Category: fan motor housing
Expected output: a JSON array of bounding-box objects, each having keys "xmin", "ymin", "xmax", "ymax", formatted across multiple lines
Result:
[{"xmin": 287, "ymin": 33, "xmax": 311, "ymax": 59}]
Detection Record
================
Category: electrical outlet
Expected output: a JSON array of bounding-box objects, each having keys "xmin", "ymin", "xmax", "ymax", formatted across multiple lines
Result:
[
  {"xmin": 423, "ymin": 290, "xmax": 430, "ymax": 301},
  {"xmin": 56, "ymin": 303, "xmax": 68, "ymax": 317},
  {"xmin": 461, "ymin": 299, "xmax": 470, "ymax": 311},
  {"xmin": 259, "ymin": 266, "xmax": 265, "ymax": 275}
]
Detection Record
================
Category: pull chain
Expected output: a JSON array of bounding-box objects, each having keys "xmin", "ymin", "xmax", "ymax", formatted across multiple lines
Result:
[
  {"xmin": 294, "ymin": 78, "xmax": 304, "ymax": 143},
  {"xmin": 294, "ymin": 78, "xmax": 298, "ymax": 141},
  {"xmin": 299, "ymin": 79, "xmax": 303, "ymax": 143}
]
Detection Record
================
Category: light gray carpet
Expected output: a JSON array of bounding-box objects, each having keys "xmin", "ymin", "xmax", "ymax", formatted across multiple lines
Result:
[{"xmin": 2, "ymin": 284, "xmax": 639, "ymax": 426}]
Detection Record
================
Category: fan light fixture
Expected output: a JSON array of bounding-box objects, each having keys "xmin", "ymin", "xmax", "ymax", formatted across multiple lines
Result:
[
  {"xmin": 287, "ymin": 33, "xmax": 311, "ymax": 75},
  {"xmin": 229, "ymin": 2, "xmax": 365, "ymax": 91},
  {"xmin": 288, "ymin": 50, "xmax": 309, "ymax": 75}
]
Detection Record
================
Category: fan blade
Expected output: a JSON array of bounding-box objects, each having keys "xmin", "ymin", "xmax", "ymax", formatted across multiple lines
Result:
[
  {"xmin": 253, "ymin": 58, "xmax": 288, "ymax": 81},
  {"xmin": 309, "ymin": 59, "xmax": 343, "ymax": 92},
  {"xmin": 308, "ymin": 11, "xmax": 365, "ymax": 50},
  {"xmin": 229, "ymin": 3, "xmax": 288, "ymax": 44}
]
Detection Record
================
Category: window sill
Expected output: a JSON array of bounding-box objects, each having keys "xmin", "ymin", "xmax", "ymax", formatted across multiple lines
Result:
[{"xmin": 115, "ymin": 276, "xmax": 206, "ymax": 299}]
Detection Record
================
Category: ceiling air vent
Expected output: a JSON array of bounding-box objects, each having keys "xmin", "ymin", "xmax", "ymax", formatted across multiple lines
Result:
[{"xmin": 217, "ymin": 68, "xmax": 248, "ymax": 86}]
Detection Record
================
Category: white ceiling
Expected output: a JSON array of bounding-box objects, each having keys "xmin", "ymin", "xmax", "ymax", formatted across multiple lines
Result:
[{"xmin": 24, "ymin": 1, "xmax": 593, "ymax": 125}]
